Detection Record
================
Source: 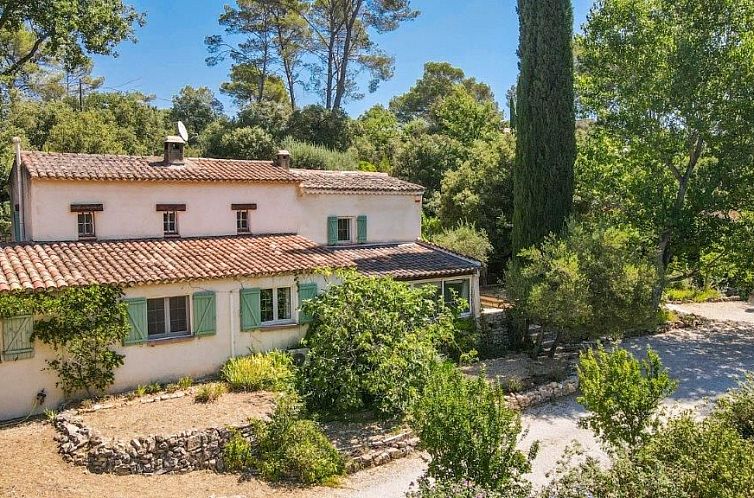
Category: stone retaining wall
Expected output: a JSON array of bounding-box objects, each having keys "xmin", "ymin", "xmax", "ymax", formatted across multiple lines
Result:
[
  {"xmin": 505, "ymin": 376, "xmax": 579, "ymax": 411},
  {"xmin": 54, "ymin": 412, "xmax": 249, "ymax": 475}
]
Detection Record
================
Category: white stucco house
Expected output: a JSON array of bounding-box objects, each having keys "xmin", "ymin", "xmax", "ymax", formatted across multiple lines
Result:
[{"xmin": 0, "ymin": 136, "xmax": 481, "ymax": 420}]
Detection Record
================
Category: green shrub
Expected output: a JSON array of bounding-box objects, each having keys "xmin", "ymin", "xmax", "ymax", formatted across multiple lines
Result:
[
  {"xmin": 177, "ymin": 376, "xmax": 193, "ymax": 390},
  {"xmin": 712, "ymin": 373, "xmax": 754, "ymax": 439},
  {"xmin": 144, "ymin": 382, "xmax": 161, "ymax": 395},
  {"xmin": 407, "ymin": 477, "xmax": 520, "ymax": 498},
  {"xmin": 664, "ymin": 287, "xmax": 722, "ymax": 303},
  {"xmin": 250, "ymin": 393, "xmax": 344, "ymax": 484},
  {"xmin": 409, "ymin": 363, "xmax": 535, "ymax": 494},
  {"xmin": 221, "ymin": 351, "xmax": 295, "ymax": 392},
  {"xmin": 282, "ymin": 137, "xmax": 359, "ymax": 171},
  {"xmin": 299, "ymin": 270, "xmax": 457, "ymax": 417},
  {"xmin": 639, "ymin": 415, "xmax": 754, "ymax": 498},
  {"xmin": 165, "ymin": 383, "xmax": 180, "ymax": 393},
  {"xmin": 223, "ymin": 430, "xmax": 254, "ymax": 472},
  {"xmin": 194, "ymin": 382, "xmax": 227, "ymax": 403},
  {"xmin": 577, "ymin": 346, "xmax": 677, "ymax": 450},
  {"xmin": 507, "ymin": 221, "xmax": 658, "ymax": 354},
  {"xmin": 428, "ymin": 222, "xmax": 494, "ymax": 266}
]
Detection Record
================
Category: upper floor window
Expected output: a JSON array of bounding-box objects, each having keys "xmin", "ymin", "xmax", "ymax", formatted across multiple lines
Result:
[
  {"xmin": 163, "ymin": 211, "xmax": 178, "ymax": 236},
  {"xmin": 260, "ymin": 286, "xmax": 292, "ymax": 324},
  {"xmin": 77, "ymin": 212, "xmax": 95, "ymax": 239},
  {"xmin": 147, "ymin": 296, "xmax": 190, "ymax": 339},
  {"xmin": 337, "ymin": 217, "xmax": 352, "ymax": 243},
  {"xmin": 237, "ymin": 210, "xmax": 249, "ymax": 233}
]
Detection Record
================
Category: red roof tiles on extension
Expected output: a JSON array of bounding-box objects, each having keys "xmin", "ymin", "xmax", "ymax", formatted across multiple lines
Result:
[{"xmin": 0, "ymin": 235, "xmax": 354, "ymax": 293}]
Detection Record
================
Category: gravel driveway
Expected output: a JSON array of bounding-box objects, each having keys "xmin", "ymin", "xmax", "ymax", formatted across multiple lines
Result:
[{"xmin": 324, "ymin": 302, "xmax": 754, "ymax": 497}]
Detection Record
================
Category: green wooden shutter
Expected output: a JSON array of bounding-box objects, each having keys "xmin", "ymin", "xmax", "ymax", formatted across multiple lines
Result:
[
  {"xmin": 298, "ymin": 283, "xmax": 318, "ymax": 324},
  {"xmin": 2, "ymin": 315, "xmax": 34, "ymax": 361},
  {"xmin": 327, "ymin": 216, "xmax": 338, "ymax": 245},
  {"xmin": 240, "ymin": 288, "xmax": 261, "ymax": 331},
  {"xmin": 123, "ymin": 298, "xmax": 148, "ymax": 345},
  {"xmin": 193, "ymin": 291, "xmax": 216, "ymax": 336},
  {"xmin": 357, "ymin": 215, "xmax": 367, "ymax": 244}
]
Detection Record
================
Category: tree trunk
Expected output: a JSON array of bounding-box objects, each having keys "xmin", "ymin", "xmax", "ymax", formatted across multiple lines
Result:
[
  {"xmin": 547, "ymin": 330, "xmax": 561, "ymax": 358},
  {"xmin": 332, "ymin": 0, "xmax": 363, "ymax": 110}
]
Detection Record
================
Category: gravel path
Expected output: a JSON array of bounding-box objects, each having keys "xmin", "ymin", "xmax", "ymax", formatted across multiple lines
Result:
[{"xmin": 668, "ymin": 300, "xmax": 754, "ymax": 323}]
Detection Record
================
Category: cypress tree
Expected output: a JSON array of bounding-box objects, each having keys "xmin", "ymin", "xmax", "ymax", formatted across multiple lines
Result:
[{"xmin": 512, "ymin": 0, "xmax": 576, "ymax": 259}]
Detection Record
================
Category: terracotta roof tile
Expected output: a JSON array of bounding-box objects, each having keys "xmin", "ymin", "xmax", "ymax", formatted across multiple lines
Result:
[
  {"xmin": 19, "ymin": 151, "xmax": 425, "ymax": 193},
  {"xmin": 291, "ymin": 169, "xmax": 424, "ymax": 194},
  {"xmin": 332, "ymin": 242, "xmax": 479, "ymax": 280},
  {"xmin": 21, "ymin": 151, "xmax": 298, "ymax": 183},
  {"xmin": 0, "ymin": 235, "xmax": 354, "ymax": 293}
]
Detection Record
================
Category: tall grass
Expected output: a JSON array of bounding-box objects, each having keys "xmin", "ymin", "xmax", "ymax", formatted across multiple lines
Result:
[
  {"xmin": 282, "ymin": 137, "xmax": 358, "ymax": 171},
  {"xmin": 221, "ymin": 351, "xmax": 295, "ymax": 392}
]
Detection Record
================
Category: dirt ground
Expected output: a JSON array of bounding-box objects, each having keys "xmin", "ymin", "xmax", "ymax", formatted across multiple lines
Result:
[
  {"xmin": 461, "ymin": 352, "xmax": 573, "ymax": 391},
  {"xmin": 80, "ymin": 390, "xmax": 277, "ymax": 439}
]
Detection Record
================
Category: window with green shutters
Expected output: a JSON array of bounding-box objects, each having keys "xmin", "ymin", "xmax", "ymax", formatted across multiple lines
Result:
[
  {"xmin": 2, "ymin": 315, "xmax": 34, "ymax": 361},
  {"xmin": 327, "ymin": 216, "xmax": 338, "ymax": 245},
  {"xmin": 298, "ymin": 282, "xmax": 318, "ymax": 324},
  {"xmin": 193, "ymin": 291, "xmax": 216, "ymax": 336},
  {"xmin": 357, "ymin": 215, "xmax": 367, "ymax": 244},
  {"xmin": 124, "ymin": 298, "xmax": 148, "ymax": 345},
  {"xmin": 240, "ymin": 288, "xmax": 261, "ymax": 331}
]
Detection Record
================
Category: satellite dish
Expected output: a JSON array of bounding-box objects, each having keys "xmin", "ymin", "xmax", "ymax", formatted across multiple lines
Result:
[{"xmin": 177, "ymin": 121, "xmax": 189, "ymax": 142}]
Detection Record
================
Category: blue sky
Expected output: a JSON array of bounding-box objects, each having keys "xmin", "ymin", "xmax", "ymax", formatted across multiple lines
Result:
[{"xmin": 92, "ymin": 0, "xmax": 594, "ymax": 117}]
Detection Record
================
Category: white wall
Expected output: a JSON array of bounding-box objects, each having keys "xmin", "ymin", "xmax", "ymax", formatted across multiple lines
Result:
[
  {"xmin": 297, "ymin": 192, "xmax": 422, "ymax": 245},
  {"xmin": 25, "ymin": 179, "xmax": 423, "ymax": 244},
  {"xmin": 0, "ymin": 274, "xmax": 327, "ymax": 421}
]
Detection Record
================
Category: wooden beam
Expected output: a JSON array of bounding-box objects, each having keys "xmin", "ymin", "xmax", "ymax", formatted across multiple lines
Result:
[
  {"xmin": 231, "ymin": 203, "xmax": 257, "ymax": 211},
  {"xmin": 70, "ymin": 203, "xmax": 104, "ymax": 212},
  {"xmin": 156, "ymin": 204, "xmax": 187, "ymax": 212}
]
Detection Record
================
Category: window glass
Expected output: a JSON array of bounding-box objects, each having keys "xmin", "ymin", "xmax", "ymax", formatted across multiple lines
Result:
[
  {"xmin": 163, "ymin": 211, "xmax": 177, "ymax": 234},
  {"xmin": 277, "ymin": 287, "xmax": 291, "ymax": 320},
  {"xmin": 237, "ymin": 210, "xmax": 249, "ymax": 232},
  {"xmin": 169, "ymin": 296, "xmax": 188, "ymax": 333},
  {"xmin": 77, "ymin": 212, "xmax": 94, "ymax": 237},
  {"xmin": 444, "ymin": 280, "xmax": 470, "ymax": 311},
  {"xmin": 147, "ymin": 298, "xmax": 166, "ymax": 336},
  {"xmin": 260, "ymin": 288, "xmax": 274, "ymax": 322},
  {"xmin": 337, "ymin": 218, "xmax": 351, "ymax": 242}
]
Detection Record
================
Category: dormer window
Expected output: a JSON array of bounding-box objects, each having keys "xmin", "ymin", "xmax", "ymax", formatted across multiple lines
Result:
[
  {"xmin": 163, "ymin": 211, "xmax": 178, "ymax": 235},
  {"xmin": 70, "ymin": 203, "xmax": 103, "ymax": 240},
  {"xmin": 231, "ymin": 203, "xmax": 257, "ymax": 235},
  {"xmin": 78, "ymin": 212, "xmax": 95, "ymax": 238},
  {"xmin": 156, "ymin": 204, "xmax": 186, "ymax": 237}
]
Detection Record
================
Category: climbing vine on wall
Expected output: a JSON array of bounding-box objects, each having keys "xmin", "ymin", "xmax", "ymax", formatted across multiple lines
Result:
[{"xmin": 0, "ymin": 285, "xmax": 129, "ymax": 397}]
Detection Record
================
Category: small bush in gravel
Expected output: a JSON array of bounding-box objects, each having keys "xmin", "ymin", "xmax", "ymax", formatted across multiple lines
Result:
[
  {"xmin": 712, "ymin": 373, "xmax": 754, "ymax": 439},
  {"xmin": 177, "ymin": 376, "xmax": 193, "ymax": 390},
  {"xmin": 194, "ymin": 382, "xmax": 227, "ymax": 403},
  {"xmin": 250, "ymin": 393, "xmax": 344, "ymax": 484},
  {"xmin": 410, "ymin": 362, "xmax": 535, "ymax": 494},
  {"xmin": 221, "ymin": 351, "xmax": 295, "ymax": 392},
  {"xmin": 223, "ymin": 430, "xmax": 253, "ymax": 472},
  {"xmin": 578, "ymin": 346, "xmax": 677, "ymax": 451}
]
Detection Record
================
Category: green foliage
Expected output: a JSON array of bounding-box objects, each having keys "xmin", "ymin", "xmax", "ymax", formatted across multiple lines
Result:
[
  {"xmin": 576, "ymin": 0, "xmax": 754, "ymax": 297},
  {"xmin": 409, "ymin": 363, "xmax": 534, "ymax": 494},
  {"xmin": 0, "ymin": 285, "xmax": 130, "ymax": 397},
  {"xmin": 223, "ymin": 430, "xmax": 254, "ymax": 473},
  {"xmin": 664, "ymin": 286, "xmax": 722, "ymax": 303},
  {"xmin": 428, "ymin": 222, "xmax": 493, "ymax": 266},
  {"xmin": 281, "ymin": 137, "xmax": 359, "ymax": 171},
  {"xmin": 218, "ymin": 63, "xmax": 290, "ymax": 107},
  {"xmin": 512, "ymin": 0, "xmax": 576, "ymax": 259},
  {"xmin": 407, "ymin": 477, "xmax": 521, "ymax": 498},
  {"xmin": 507, "ymin": 222, "xmax": 658, "ymax": 345},
  {"xmin": 177, "ymin": 376, "xmax": 193, "ymax": 390},
  {"xmin": 221, "ymin": 351, "xmax": 295, "ymax": 392},
  {"xmin": 713, "ymin": 373, "xmax": 754, "ymax": 440},
  {"xmin": 430, "ymin": 86, "xmax": 502, "ymax": 145},
  {"xmin": 639, "ymin": 415, "xmax": 754, "ymax": 498},
  {"xmin": 389, "ymin": 62, "xmax": 496, "ymax": 122},
  {"xmin": 286, "ymin": 105, "xmax": 352, "ymax": 150},
  {"xmin": 237, "ymin": 101, "xmax": 292, "ymax": 140},
  {"xmin": 351, "ymin": 105, "xmax": 400, "ymax": 169},
  {"xmin": 299, "ymin": 270, "xmax": 457, "ymax": 417},
  {"xmin": 437, "ymin": 132, "xmax": 515, "ymax": 271},
  {"xmin": 170, "ymin": 86, "xmax": 224, "ymax": 138},
  {"xmin": 577, "ymin": 346, "xmax": 677, "ymax": 450},
  {"xmin": 394, "ymin": 132, "xmax": 466, "ymax": 194},
  {"xmin": 250, "ymin": 393, "xmax": 344, "ymax": 484},
  {"xmin": 194, "ymin": 382, "xmax": 227, "ymax": 403}
]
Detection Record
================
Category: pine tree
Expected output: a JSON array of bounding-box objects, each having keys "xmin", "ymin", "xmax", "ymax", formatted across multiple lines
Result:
[{"xmin": 512, "ymin": 0, "xmax": 576, "ymax": 258}]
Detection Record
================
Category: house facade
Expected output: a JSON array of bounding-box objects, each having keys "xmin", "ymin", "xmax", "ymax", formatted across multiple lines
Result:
[{"xmin": 0, "ymin": 137, "xmax": 481, "ymax": 420}]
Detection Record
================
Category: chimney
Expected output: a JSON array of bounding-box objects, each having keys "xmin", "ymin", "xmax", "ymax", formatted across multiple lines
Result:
[
  {"xmin": 274, "ymin": 150, "xmax": 291, "ymax": 169},
  {"xmin": 163, "ymin": 136, "xmax": 185, "ymax": 165}
]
